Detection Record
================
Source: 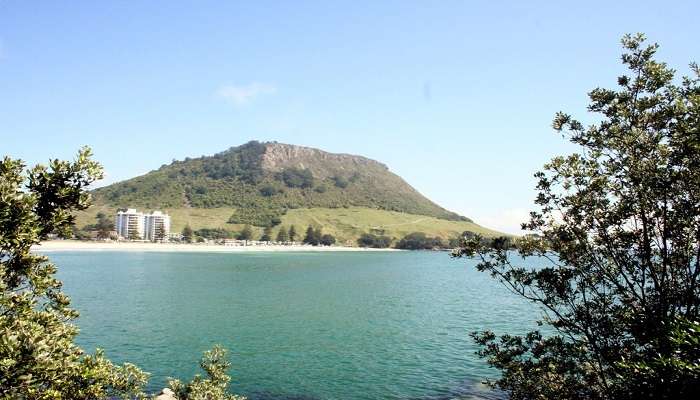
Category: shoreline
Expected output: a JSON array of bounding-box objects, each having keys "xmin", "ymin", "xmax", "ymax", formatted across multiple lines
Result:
[{"xmin": 33, "ymin": 240, "xmax": 400, "ymax": 253}]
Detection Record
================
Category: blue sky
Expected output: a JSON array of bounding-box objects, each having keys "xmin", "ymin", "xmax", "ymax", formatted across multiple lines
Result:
[{"xmin": 1, "ymin": 1, "xmax": 698, "ymax": 233}]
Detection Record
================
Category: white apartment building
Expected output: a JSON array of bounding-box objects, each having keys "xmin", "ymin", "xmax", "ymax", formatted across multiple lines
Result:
[
  {"xmin": 115, "ymin": 209, "xmax": 145, "ymax": 240},
  {"xmin": 116, "ymin": 209, "xmax": 170, "ymax": 241},
  {"xmin": 144, "ymin": 210, "xmax": 171, "ymax": 242}
]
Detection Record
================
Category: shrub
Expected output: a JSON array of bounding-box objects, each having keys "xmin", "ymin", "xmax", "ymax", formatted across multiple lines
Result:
[
  {"xmin": 279, "ymin": 167, "xmax": 314, "ymax": 188},
  {"xmin": 320, "ymin": 234, "xmax": 336, "ymax": 246},
  {"xmin": 332, "ymin": 175, "xmax": 349, "ymax": 188},
  {"xmin": 357, "ymin": 233, "xmax": 392, "ymax": 248},
  {"xmin": 168, "ymin": 346, "xmax": 246, "ymax": 400},
  {"xmin": 195, "ymin": 228, "xmax": 234, "ymax": 240},
  {"xmin": 259, "ymin": 185, "xmax": 279, "ymax": 197},
  {"xmin": 394, "ymin": 232, "xmax": 443, "ymax": 250}
]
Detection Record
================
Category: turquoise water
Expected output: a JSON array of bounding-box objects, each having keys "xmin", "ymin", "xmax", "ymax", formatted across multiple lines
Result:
[{"xmin": 50, "ymin": 251, "xmax": 540, "ymax": 399}]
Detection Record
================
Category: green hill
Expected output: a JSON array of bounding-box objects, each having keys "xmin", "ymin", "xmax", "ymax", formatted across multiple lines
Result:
[{"xmin": 82, "ymin": 141, "xmax": 506, "ymax": 244}]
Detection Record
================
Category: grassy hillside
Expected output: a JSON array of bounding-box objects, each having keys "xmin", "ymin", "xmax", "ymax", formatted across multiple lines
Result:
[
  {"xmin": 75, "ymin": 206, "xmax": 505, "ymax": 246},
  {"xmin": 91, "ymin": 141, "xmax": 469, "ymax": 226},
  {"xmin": 81, "ymin": 141, "xmax": 509, "ymax": 245}
]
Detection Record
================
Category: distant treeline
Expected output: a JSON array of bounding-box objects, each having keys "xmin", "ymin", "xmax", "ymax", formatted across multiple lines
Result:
[{"xmin": 358, "ymin": 230, "xmax": 516, "ymax": 250}]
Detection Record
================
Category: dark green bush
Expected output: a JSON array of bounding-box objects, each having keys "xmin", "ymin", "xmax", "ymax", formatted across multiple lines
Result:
[
  {"xmin": 357, "ymin": 233, "xmax": 393, "ymax": 248},
  {"xmin": 279, "ymin": 167, "xmax": 314, "ymax": 188},
  {"xmin": 395, "ymin": 232, "xmax": 443, "ymax": 250}
]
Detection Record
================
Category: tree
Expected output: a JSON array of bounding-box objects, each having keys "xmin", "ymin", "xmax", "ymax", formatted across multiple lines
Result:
[
  {"xmin": 320, "ymin": 234, "xmax": 336, "ymax": 246},
  {"xmin": 288, "ymin": 225, "xmax": 297, "ymax": 242},
  {"xmin": 182, "ymin": 224, "xmax": 194, "ymax": 243},
  {"xmin": 313, "ymin": 227, "xmax": 323, "ymax": 245},
  {"xmin": 453, "ymin": 34, "xmax": 700, "ymax": 400},
  {"xmin": 303, "ymin": 225, "xmax": 315, "ymax": 245},
  {"xmin": 1, "ymin": 148, "xmax": 248, "ymax": 399},
  {"xmin": 238, "ymin": 224, "xmax": 253, "ymax": 241},
  {"xmin": 0, "ymin": 147, "xmax": 149, "ymax": 398},
  {"xmin": 302, "ymin": 226, "xmax": 324, "ymax": 246},
  {"xmin": 395, "ymin": 232, "xmax": 442, "ymax": 250},
  {"xmin": 357, "ymin": 233, "xmax": 392, "ymax": 248},
  {"xmin": 95, "ymin": 212, "xmax": 114, "ymax": 239},
  {"xmin": 260, "ymin": 226, "xmax": 272, "ymax": 242},
  {"xmin": 195, "ymin": 228, "xmax": 234, "ymax": 240},
  {"xmin": 167, "ymin": 346, "xmax": 245, "ymax": 400},
  {"xmin": 129, "ymin": 228, "xmax": 143, "ymax": 240},
  {"xmin": 303, "ymin": 225, "xmax": 323, "ymax": 246},
  {"xmin": 276, "ymin": 227, "xmax": 288, "ymax": 243}
]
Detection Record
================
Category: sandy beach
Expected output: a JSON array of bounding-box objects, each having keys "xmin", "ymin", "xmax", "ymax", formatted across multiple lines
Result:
[{"xmin": 33, "ymin": 240, "xmax": 399, "ymax": 253}]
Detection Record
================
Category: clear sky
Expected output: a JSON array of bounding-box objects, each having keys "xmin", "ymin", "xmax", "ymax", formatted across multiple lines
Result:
[{"xmin": 1, "ymin": 1, "xmax": 698, "ymax": 234}]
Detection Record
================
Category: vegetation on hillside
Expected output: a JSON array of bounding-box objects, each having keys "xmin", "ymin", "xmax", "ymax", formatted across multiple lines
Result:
[
  {"xmin": 454, "ymin": 34, "xmax": 700, "ymax": 399},
  {"xmin": 90, "ymin": 141, "xmax": 469, "ymax": 227}
]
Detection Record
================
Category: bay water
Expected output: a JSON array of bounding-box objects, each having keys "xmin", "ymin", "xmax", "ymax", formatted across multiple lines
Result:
[{"xmin": 50, "ymin": 251, "xmax": 540, "ymax": 400}]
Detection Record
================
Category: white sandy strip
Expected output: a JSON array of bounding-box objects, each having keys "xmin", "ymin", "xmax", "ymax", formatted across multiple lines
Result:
[{"xmin": 33, "ymin": 240, "xmax": 400, "ymax": 253}]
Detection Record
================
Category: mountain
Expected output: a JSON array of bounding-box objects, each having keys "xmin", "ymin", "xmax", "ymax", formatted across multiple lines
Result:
[{"xmin": 81, "ymin": 141, "xmax": 505, "ymax": 244}]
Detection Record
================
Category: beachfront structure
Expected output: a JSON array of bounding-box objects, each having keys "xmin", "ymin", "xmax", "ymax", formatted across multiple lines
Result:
[
  {"xmin": 115, "ymin": 209, "xmax": 145, "ymax": 240},
  {"xmin": 144, "ymin": 211, "xmax": 171, "ymax": 242},
  {"xmin": 116, "ymin": 209, "xmax": 170, "ymax": 241}
]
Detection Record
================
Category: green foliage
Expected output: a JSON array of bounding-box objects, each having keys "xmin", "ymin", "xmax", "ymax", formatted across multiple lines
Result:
[
  {"xmin": 394, "ymin": 232, "xmax": 443, "ymax": 250},
  {"xmin": 302, "ymin": 225, "xmax": 324, "ymax": 246},
  {"xmin": 182, "ymin": 224, "xmax": 194, "ymax": 243},
  {"xmin": 259, "ymin": 185, "xmax": 280, "ymax": 197},
  {"xmin": 1, "ymin": 148, "xmax": 248, "ymax": 399},
  {"xmin": 320, "ymin": 234, "xmax": 336, "ymax": 246},
  {"xmin": 73, "ymin": 227, "xmax": 92, "ymax": 240},
  {"xmin": 237, "ymin": 225, "xmax": 253, "ymax": 241},
  {"xmin": 0, "ymin": 147, "xmax": 150, "ymax": 399},
  {"xmin": 198, "ymin": 141, "xmax": 266, "ymax": 183},
  {"xmin": 301, "ymin": 226, "xmax": 334, "ymax": 246},
  {"xmin": 167, "ymin": 345, "xmax": 246, "ymax": 400},
  {"xmin": 618, "ymin": 317, "xmax": 700, "ymax": 396},
  {"xmin": 259, "ymin": 226, "xmax": 272, "ymax": 242},
  {"xmin": 453, "ymin": 34, "xmax": 700, "ymax": 400},
  {"xmin": 303, "ymin": 225, "xmax": 315, "ymax": 245},
  {"xmin": 331, "ymin": 175, "xmax": 349, "ymax": 188},
  {"xmin": 95, "ymin": 212, "xmax": 114, "ymax": 239},
  {"xmin": 278, "ymin": 167, "xmax": 314, "ymax": 189},
  {"xmin": 357, "ymin": 233, "xmax": 393, "ymax": 248},
  {"xmin": 288, "ymin": 225, "xmax": 297, "ymax": 242},
  {"xmin": 313, "ymin": 184, "xmax": 327, "ymax": 193},
  {"xmin": 275, "ymin": 226, "xmax": 288, "ymax": 242},
  {"xmin": 227, "ymin": 207, "xmax": 284, "ymax": 227},
  {"xmin": 195, "ymin": 227, "xmax": 234, "ymax": 240}
]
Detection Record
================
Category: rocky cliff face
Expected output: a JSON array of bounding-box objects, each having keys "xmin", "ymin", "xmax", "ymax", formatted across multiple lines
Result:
[{"xmin": 260, "ymin": 142, "xmax": 388, "ymax": 179}]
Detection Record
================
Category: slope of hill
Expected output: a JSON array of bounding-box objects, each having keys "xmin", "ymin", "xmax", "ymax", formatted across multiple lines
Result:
[
  {"xmin": 92, "ymin": 141, "xmax": 468, "ymax": 225},
  {"xmin": 82, "ymin": 141, "xmax": 506, "ymax": 243},
  {"xmin": 75, "ymin": 206, "xmax": 504, "ymax": 246}
]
